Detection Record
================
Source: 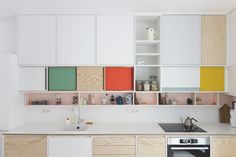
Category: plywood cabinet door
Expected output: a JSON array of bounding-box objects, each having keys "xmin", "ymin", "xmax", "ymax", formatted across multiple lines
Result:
[
  {"xmin": 19, "ymin": 67, "xmax": 46, "ymax": 91},
  {"xmin": 137, "ymin": 136, "xmax": 166, "ymax": 157},
  {"xmin": 201, "ymin": 15, "xmax": 226, "ymax": 65},
  {"xmin": 211, "ymin": 136, "xmax": 236, "ymax": 157},
  {"xmin": 77, "ymin": 67, "xmax": 104, "ymax": 91},
  {"xmin": 228, "ymin": 66, "xmax": 236, "ymax": 94},
  {"xmin": 48, "ymin": 136, "xmax": 92, "ymax": 157},
  {"xmin": 161, "ymin": 67, "xmax": 200, "ymax": 91},
  {"xmin": 162, "ymin": 15, "xmax": 201, "ymax": 65},
  {"xmin": 97, "ymin": 15, "xmax": 134, "ymax": 65},
  {"xmin": 4, "ymin": 135, "xmax": 47, "ymax": 157},
  {"xmin": 57, "ymin": 15, "xmax": 96, "ymax": 65},
  {"xmin": 18, "ymin": 15, "xmax": 56, "ymax": 65}
]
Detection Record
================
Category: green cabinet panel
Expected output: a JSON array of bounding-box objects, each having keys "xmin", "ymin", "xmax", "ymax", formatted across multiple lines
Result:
[{"xmin": 48, "ymin": 67, "xmax": 77, "ymax": 91}]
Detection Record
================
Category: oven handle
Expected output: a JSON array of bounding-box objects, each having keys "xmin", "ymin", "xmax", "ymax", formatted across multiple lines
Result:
[{"xmin": 171, "ymin": 147, "xmax": 209, "ymax": 150}]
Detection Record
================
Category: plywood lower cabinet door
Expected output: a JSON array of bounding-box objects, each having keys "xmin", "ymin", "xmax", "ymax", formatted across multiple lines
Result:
[
  {"xmin": 93, "ymin": 136, "xmax": 136, "ymax": 156},
  {"xmin": 211, "ymin": 136, "xmax": 236, "ymax": 157},
  {"xmin": 137, "ymin": 136, "xmax": 166, "ymax": 157},
  {"xmin": 4, "ymin": 135, "xmax": 47, "ymax": 157}
]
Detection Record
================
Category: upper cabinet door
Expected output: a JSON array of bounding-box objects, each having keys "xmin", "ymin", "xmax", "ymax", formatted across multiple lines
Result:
[
  {"xmin": 18, "ymin": 15, "xmax": 56, "ymax": 65},
  {"xmin": 229, "ymin": 10, "xmax": 236, "ymax": 66},
  {"xmin": 57, "ymin": 15, "xmax": 96, "ymax": 65},
  {"xmin": 162, "ymin": 15, "xmax": 201, "ymax": 65},
  {"xmin": 97, "ymin": 15, "xmax": 134, "ymax": 65},
  {"xmin": 201, "ymin": 15, "xmax": 226, "ymax": 65}
]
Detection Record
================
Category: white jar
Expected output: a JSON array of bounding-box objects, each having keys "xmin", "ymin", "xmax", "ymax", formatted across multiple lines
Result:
[{"xmin": 143, "ymin": 81, "xmax": 150, "ymax": 91}]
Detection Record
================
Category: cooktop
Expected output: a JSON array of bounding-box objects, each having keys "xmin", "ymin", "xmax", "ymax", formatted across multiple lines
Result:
[{"xmin": 159, "ymin": 123, "xmax": 206, "ymax": 132}]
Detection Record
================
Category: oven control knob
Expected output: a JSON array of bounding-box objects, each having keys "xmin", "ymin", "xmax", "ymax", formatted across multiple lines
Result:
[{"xmin": 186, "ymin": 139, "xmax": 191, "ymax": 144}]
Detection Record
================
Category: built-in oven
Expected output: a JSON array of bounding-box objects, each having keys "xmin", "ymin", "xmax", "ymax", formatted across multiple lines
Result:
[{"xmin": 167, "ymin": 137, "xmax": 210, "ymax": 157}]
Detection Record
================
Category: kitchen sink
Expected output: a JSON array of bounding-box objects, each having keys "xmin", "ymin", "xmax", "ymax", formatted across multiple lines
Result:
[{"xmin": 62, "ymin": 124, "xmax": 88, "ymax": 132}]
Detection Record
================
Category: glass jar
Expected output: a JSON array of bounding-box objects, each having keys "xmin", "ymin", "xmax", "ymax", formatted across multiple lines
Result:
[
  {"xmin": 136, "ymin": 80, "xmax": 143, "ymax": 91},
  {"xmin": 143, "ymin": 81, "xmax": 151, "ymax": 91},
  {"xmin": 151, "ymin": 81, "xmax": 158, "ymax": 91}
]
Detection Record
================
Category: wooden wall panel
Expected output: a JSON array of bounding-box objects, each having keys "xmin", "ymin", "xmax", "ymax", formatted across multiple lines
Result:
[
  {"xmin": 77, "ymin": 67, "xmax": 104, "ymax": 91},
  {"xmin": 201, "ymin": 15, "xmax": 226, "ymax": 65},
  {"xmin": 4, "ymin": 135, "xmax": 47, "ymax": 157}
]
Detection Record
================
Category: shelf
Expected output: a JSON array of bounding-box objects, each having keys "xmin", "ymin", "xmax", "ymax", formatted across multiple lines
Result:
[
  {"xmin": 136, "ymin": 40, "xmax": 160, "ymax": 45},
  {"xmin": 135, "ymin": 53, "xmax": 160, "ymax": 56}
]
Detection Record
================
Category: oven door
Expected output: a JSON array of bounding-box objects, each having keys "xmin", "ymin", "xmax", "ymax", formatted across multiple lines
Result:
[{"xmin": 168, "ymin": 145, "xmax": 210, "ymax": 157}]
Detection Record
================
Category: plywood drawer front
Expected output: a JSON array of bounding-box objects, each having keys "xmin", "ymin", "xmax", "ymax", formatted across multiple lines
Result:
[
  {"xmin": 4, "ymin": 135, "xmax": 47, "ymax": 157},
  {"xmin": 211, "ymin": 136, "xmax": 236, "ymax": 157},
  {"xmin": 93, "ymin": 137, "xmax": 135, "ymax": 146},
  {"xmin": 77, "ymin": 67, "xmax": 104, "ymax": 91},
  {"xmin": 94, "ymin": 155, "xmax": 135, "ymax": 157},
  {"xmin": 93, "ymin": 146, "xmax": 136, "ymax": 155},
  {"xmin": 137, "ymin": 136, "xmax": 166, "ymax": 157}
]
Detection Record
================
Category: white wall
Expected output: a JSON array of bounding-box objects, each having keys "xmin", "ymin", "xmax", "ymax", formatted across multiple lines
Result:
[
  {"xmin": 25, "ymin": 105, "xmax": 219, "ymax": 123},
  {"xmin": 17, "ymin": 0, "xmax": 236, "ymax": 13}
]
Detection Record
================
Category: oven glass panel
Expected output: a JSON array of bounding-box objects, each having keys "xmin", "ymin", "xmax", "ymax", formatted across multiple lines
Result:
[{"xmin": 168, "ymin": 146, "xmax": 210, "ymax": 157}]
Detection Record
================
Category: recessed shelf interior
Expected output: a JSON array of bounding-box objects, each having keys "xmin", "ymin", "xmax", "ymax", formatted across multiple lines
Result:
[
  {"xmin": 136, "ymin": 55, "xmax": 160, "ymax": 65},
  {"xmin": 26, "ymin": 93, "xmax": 78, "ymax": 105},
  {"xmin": 159, "ymin": 93, "xmax": 195, "ymax": 105},
  {"xmin": 135, "ymin": 93, "xmax": 158, "ymax": 105},
  {"xmin": 80, "ymin": 92, "xmax": 133, "ymax": 105},
  {"xmin": 196, "ymin": 93, "xmax": 218, "ymax": 105},
  {"xmin": 136, "ymin": 16, "xmax": 160, "ymax": 40}
]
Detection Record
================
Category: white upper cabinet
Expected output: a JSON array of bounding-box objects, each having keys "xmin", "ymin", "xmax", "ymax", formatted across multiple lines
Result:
[
  {"xmin": 97, "ymin": 15, "xmax": 134, "ymax": 65},
  {"xmin": 57, "ymin": 15, "xmax": 96, "ymax": 65},
  {"xmin": 18, "ymin": 15, "xmax": 56, "ymax": 65},
  {"xmin": 19, "ymin": 67, "xmax": 46, "ymax": 91},
  {"xmin": 161, "ymin": 67, "xmax": 200, "ymax": 91},
  {"xmin": 162, "ymin": 15, "xmax": 201, "ymax": 65}
]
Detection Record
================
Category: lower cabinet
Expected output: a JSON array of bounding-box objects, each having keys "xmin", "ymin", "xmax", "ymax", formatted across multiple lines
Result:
[
  {"xmin": 93, "ymin": 136, "xmax": 136, "ymax": 156},
  {"xmin": 4, "ymin": 135, "xmax": 47, "ymax": 157},
  {"xmin": 48, "ymin": 136, "xmax": 92, "ymax": 157},
  {"xmin": 137, "ymin": 136, "xmax": 166, "ymax": 157},
  {"xmin": 211, "ymin": 136, "xmax": 236, "ymax": 157}
]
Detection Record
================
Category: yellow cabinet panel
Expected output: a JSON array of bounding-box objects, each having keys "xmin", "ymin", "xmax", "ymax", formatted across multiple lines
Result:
[{"xmin": 200, "ymin": 67, "xmax": 225, "ymax": 91}]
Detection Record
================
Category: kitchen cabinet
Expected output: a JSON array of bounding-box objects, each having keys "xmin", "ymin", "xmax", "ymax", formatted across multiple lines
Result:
[
  {"xmin": 162, "ymin": 15, "xmax": 201, "ymax": 65},
  {"xmin": 201, "ymin": 15, "xmax": 226, "ymax": 65},
  {"xmin": 228, "ymin": 66, "xmax": 236, "ymax": 94},
  {"xmin": 200, "ymin": 67, "xmax": 225, "ymax": 91},
  {"xmin": 18, "ymin": 15, "xmax": 56, "ymax": 65},
  {"xmin": 77, "ymin": 67, "xmax": 104, "ymax": 91},
  {"xmin": 19, "ymin": 67, "xmax": 46, "ymax": 91},
  {"xmin": 57, "ymin": 15, "xmax": 96, "ymax": 65},
  {"xmin": 211, "ymin": 136, "xmax": 236, "ymax": 157},
  {"xmin": 105, "ymin": 67, "xmax": 133, "ymax": 91},
  {"xmin": 48, "ymin": 67, "xmax": 77, "ymax": 91},
  {"xmin": 4, "ymin": 135, "xmax": 47, "ymax": 157},
  {"xmin": 161, "ymin": 67, "xmax": 200, "ymax": 91},
  {"xmin": 48, "ymin": 136, "xmax": 92, "ymax": 157},
  {"xmin": 97, "ymin": 15, "xmax": 134, "ymax": 65},
  {"xmin": 93, "ymin": 136, "xmax": 136, "ymax": 156},
  {"xmin": 229, "ymin": 10, "xmax": 236, "ymax": 66},
  {"xmin": 137, "ymin": 136, "xmax": 166, "ymax": 157}
]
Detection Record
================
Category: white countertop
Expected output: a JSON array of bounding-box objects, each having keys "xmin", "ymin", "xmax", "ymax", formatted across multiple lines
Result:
[{"xmin": 4, "ymin": 122, "xmax": 236, "ymax": 135}]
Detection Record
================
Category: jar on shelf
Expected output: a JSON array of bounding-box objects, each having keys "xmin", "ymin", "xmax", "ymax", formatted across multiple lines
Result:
[
  {"xmin": 136, "ymin": 80, "xmax": 143, "ymax": 91},
  {"xmin": 151, "ymin": 81, "xmax": 159, "ymax": 91},
  {"xmin": 143, "ymin": 81, "xmax": 151, "ymax": 91}
]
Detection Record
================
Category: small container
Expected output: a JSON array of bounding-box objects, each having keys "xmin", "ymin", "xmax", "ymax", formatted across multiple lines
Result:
[
  {"xmin": 151, "ymin": 81, "xmax": 158, "ymax": 91},
  {"xmin": 136, "ymin": 81, "xmax": 143, "ymax": 91},
  {"xmin": 143, "ymin": 81, "xmax": 151, "ymax": 91}
]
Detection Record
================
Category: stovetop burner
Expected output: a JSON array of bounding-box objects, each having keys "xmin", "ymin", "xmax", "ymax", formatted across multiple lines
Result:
[{"xmin": 159, "ymin": 123, "xmax": 206, "ymax": 132}]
